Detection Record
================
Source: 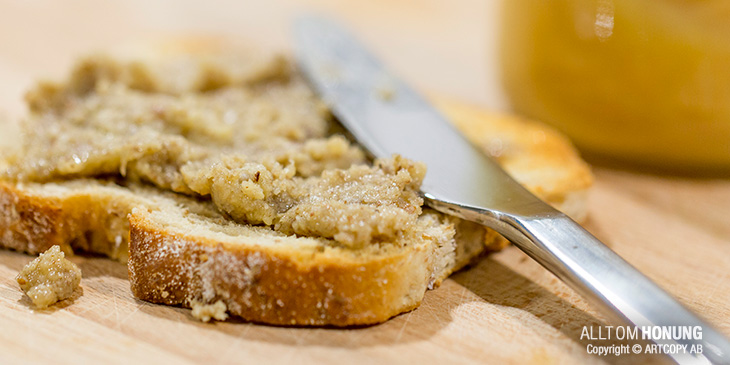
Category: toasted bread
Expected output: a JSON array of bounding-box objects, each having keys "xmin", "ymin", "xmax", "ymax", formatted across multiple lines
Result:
[{"xmin": 0, "ymin": 40, "xmax": 592, "ymax": 325}]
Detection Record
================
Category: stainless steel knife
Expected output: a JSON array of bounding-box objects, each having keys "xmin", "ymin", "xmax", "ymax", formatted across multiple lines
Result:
[{"xmin": 293, "ymin": 16, "xmax": 730, "ymax": 365}]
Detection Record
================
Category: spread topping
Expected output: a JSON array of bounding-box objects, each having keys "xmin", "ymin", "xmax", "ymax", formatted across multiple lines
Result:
[{"xmin": 6, "ymin": 55, "xmax": 427, "ymax": 248}]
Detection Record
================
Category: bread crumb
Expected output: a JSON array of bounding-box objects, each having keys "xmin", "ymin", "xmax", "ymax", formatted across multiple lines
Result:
[
  {"xmin": 16, "ymin": 245, "xmax": 82, "ymax": 308},
  {"xmin": 376, "ymin": 84, "xmax": 396, "ymax": 101},
  {"xmin": 191, "ymin": 299, "xmax": 228, "ymax": 322}
]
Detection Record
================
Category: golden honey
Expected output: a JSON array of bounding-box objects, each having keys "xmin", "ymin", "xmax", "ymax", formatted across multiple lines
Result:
[{"xmin": 500, "ymin": 0, "xmax": 730, "ymax": 172}]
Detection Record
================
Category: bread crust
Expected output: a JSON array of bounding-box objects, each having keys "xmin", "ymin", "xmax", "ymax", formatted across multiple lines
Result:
[
  {"xmin": 129, "ymin": 208, "xmax": 433, "ymax": 326},
  {"xmin": 0, "ymin": 181, "xmax": 68, "ymax": 255},
  {"xmin": 0, "ymin": 180, "xmax": 139, "ymax": 262}
]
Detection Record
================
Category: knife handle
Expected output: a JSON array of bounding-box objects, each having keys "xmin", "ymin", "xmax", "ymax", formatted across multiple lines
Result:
[{"xmin": 432, "ymin": 199, "xmax": 730, "ymax": 364}]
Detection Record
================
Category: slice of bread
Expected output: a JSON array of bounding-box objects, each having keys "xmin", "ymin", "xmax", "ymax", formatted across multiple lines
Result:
[
  {"xmin": 0, "ymin": 40, "xmax": 592, "ymax": 325},
  {"xmin": 129, "ymin": 96, "xmax": 593, "ymax": 326},
  {"xmin": 129, "ymin": 202, "xmax": 489, "ymax": 326}
]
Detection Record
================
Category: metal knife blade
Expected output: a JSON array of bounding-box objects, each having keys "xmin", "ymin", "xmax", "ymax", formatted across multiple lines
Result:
[
  {"xmin": 293, "ymin": 16, "xmax": 730, "ymax": 365},
  {"xmin": 292, "ymin": 17, "xmax": 545, "ymax": 218}
]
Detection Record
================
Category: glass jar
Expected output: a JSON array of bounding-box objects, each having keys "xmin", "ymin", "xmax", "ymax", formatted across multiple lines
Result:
[{"xmin": 500, "ymin": 0, "xmax": 730, "ymax": 172}]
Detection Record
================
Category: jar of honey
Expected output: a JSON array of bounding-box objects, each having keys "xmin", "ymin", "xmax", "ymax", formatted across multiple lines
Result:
[{"xmin": 500, "ymin": 0, "xmax": 730, "ymax": 172}]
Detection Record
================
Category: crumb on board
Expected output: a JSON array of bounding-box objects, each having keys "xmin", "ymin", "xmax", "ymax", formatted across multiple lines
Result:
[
  {"xmin": 376, "ymin": 83, "xmax": 396, "ymax": 101},
  {"xmin": 191, "ymin": 299, "xmax": 229, "ymax": 322},
  {"xmin": 16, "ymin": 245, "xmax": 82, "ymax": 308}
]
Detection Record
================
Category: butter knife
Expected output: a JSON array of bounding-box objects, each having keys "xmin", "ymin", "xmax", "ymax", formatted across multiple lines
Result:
[{"xmin": 293, "ymin": 16, "xmax": 730, "ymax": 364}]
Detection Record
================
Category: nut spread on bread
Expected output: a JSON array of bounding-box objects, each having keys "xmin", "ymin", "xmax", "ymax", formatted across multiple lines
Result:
[
  {"xmin": 4, "ymin": 55, "xmax": 427, "ymax": 248},
  {"xmin": 0, "ymin": 41, "xmax": 592, "ymax": 326}
]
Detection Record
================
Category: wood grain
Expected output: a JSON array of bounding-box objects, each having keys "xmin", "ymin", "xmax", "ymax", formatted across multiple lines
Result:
[{"xmin": 0, "ymin": 1, "xmax": 728, "ymax": 364}]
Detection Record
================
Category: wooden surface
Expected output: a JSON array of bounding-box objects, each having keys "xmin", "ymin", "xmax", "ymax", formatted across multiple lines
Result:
[{"xmin": 0, "ymin": 1, "xmax": 729, "ymax": 364}]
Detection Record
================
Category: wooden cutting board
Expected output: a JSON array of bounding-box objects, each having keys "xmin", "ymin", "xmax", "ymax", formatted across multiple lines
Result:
[{"xmin": 0, "ymin": 1, "xmax": 728, "ymax": 364}]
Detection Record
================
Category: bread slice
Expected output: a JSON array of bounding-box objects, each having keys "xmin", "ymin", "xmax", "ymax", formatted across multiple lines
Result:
[
  {"xmin": 0, "ymin": 99, "xmax": 591, "ymax": 326},
  {"xmin": 0, "ymin": 180, "xmax": 136, "ymax": 261},
  {"xmin": 0, "ymin": 179, "xmax": 220, "ymax": 263},
  {"xmin": 129, "ymin": 202, "xmax": 491, "ymax": 326},
  {"xmin": 0, "ymin": 41, "xmax": 592, "ymax": 325},
  {"xmin": 124, "ymin": 101, "xmax": 592, "ymax": 326}
]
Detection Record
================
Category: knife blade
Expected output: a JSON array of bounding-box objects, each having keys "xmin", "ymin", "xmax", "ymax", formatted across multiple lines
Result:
[{"xmin": 293, "ymin": 16, "xmax": 730, "ymax": 364}]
